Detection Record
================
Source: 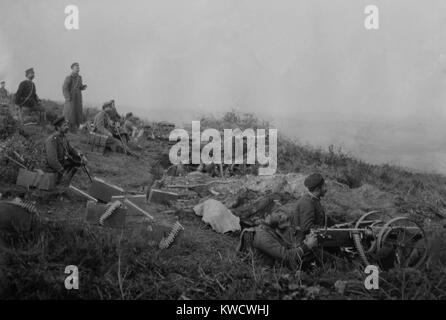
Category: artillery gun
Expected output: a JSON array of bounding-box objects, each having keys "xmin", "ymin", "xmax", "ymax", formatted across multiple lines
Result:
[{"xmin": 312, "ymin": 211, "xmax": 429, "ymax": 269}]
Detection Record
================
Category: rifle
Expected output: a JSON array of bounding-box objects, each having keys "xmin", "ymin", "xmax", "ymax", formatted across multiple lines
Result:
[
  {"xmin": 112, "ymin": 123, "xmax": 140, "ymax": 158},
  {"xmin": 68, "ymin": 152, "xmax": 93, "ymax": 183},
  {"xmin": 81, "ymin": 162, "xmax": 93, "ymax": 182},
  {"xmin": 0, "ymin": 146, "xmax": 29, "ymax": 169},
  {"xmin": 112, "ymin": 123, "xmax": 129, "ymax": 154},
  {"xmin": 4, "ymin": 154, "xmax": 28, "ymax": 169},
  {"xmin": 311, "ymin": 211, "xmax": 428, "ymax": 269}
]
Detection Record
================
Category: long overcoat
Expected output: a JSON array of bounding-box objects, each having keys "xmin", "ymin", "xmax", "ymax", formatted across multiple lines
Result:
[{"xmin": 62, "ymin": 73, "xmax": 86, "ymax": 130}]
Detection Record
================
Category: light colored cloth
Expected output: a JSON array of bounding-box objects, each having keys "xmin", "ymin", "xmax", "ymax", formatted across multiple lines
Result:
[{"xmin": 193, "ymin": 199, "xmax": 240, "ymax": 233}]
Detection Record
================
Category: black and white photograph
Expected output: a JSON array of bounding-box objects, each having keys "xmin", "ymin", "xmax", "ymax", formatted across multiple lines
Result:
[{"xmin": 0, "ymin": 0, "xmax": 445, "ymax": 306}]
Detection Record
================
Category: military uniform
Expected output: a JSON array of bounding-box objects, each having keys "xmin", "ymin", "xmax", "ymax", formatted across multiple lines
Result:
[
  {"xmin": 92, "ymin": 110, "xmax": 113, "ymax": 136},
  {"xmin": 239, "ymin": 224, "xmax": 310, "ymax": 269},
  {"xmin": 292, "ymin": 193, "xmax": 327, "ymax": 242},
  {"xmin": 15, "ymin": 71, "xmax": 46, "ymax": 123},
  {"xmin": 92, "ymin": 110, "xmax": 125, "ymax": 153},
  {"xmin": 292, "ymin": 190, "xmax": 338, "ymax": 264},
  {"xmin": 15, "ymin": 79, "xmax": 40, "ymax": 108},
  {"xmin": 0, "ymin": 87, "xmax": 9, "ymax": 106},
  {"xmin": 63, "ymin": 72, "xmax": 87, "ymax": 131},
  {"xmin": 45, "ymin": 131, "xmax": 82, "ymax": 181},
  {"xmin": 124, "ymin": 119, "xmax": 137, "ymax": 137}
]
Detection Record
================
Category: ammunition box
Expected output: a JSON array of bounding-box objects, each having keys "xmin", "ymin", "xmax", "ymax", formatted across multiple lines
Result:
[
  {"xmin": 88, "ymin": 177, "xmax": 125, "ymax": 203},
  {"xmin": 87, "ymin": 132, "xmax": 109, "ymax": 154},
  {"xmin": 16, "ymin": 169, "xmax": 58, "ymax": 191}
]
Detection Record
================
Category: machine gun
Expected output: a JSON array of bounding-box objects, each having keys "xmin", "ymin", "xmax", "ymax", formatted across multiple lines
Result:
[{"xmin": 311, "ymin": 211, "xmax": 428, "ymax": 269}]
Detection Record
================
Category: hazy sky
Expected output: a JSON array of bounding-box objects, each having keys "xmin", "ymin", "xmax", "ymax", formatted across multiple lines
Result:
[{"xmin": 1, "ymin": 0, "xmax": 446, "ymax": 123}]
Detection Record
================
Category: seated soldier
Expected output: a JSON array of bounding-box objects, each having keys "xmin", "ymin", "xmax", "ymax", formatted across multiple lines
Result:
[
  {"xmin": 123, "ymin": 113, "xmax": 138, "ymax": 140},
  {"xmin": 126, "ymin": 115, "xmax": 145, "ymax": 148},
  {"xmin": 45, "ymin": 117, "xmax": 86, "ymax": 185},
  {"xmin": 92, "ymin": 102, "xmax": 114, "ymax": 136},
  {"xmin": 106, "ymin": 99, "xmax": 128, "ymax": 138},
  {"xmin": 92, "ymin": 102, "xmax": 124, "ymax": 152},
  {"xmin": 108, "ymin": 100, "xmax": 122, "ymax": 123},
  {"xmin": 239, "ymin": 210, "xmax": 318, "ymax": 269},
  {"xmin": 111, "ymin": 111, "xmax": 135, "ymax": 146}
]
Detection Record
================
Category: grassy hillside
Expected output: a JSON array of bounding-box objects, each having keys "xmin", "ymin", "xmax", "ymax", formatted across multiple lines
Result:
[{"xmin": 0, "ymin": 102, "xmax": 445, "ymax": 300}]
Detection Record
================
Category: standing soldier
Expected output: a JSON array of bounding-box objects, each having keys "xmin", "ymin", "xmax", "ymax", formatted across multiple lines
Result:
[
  {"xmin": 0, "ymin": 81, "xmax": 9, "ymax": 106},
  {"xmin": 45, "ymin": 116, "xmax": 86, "ymax": 185},
  {"xmin": 14, "ymin": 68, "xmax": 46, "ymax": 123},
  {"xmin": 63, "ymin": 62, "xmax": 87, "ymax": 132}
]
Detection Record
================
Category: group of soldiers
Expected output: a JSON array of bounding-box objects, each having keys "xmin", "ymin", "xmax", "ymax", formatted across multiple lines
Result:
[
  {"xmin": 45, "ymin": 104, "xmax": 141, "ymax": 187},
  {"xmin": 1, "ymin": 63, "xmax": 141, "ymax": 187},
  {"xmin": 89, "ymin": 100, "xmax": 142, "ymax": 153},
  {"xmin": 3, "ymin": 66, "xmax": 331, "ymax": 270},
  {"xmin": 1, "ymin": 64, "xmax": 84, "ymax": 127}
]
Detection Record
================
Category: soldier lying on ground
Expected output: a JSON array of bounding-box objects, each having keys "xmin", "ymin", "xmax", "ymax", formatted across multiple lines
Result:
[
  {"xmin": 45, "ymin": 116, "xmax": 86, "ymax": 186},
  {"xmin": 238, "ymin": 210, "xmax": 318, "ymax": 269},
  {"xmin": 293, "ymin": 173, "xmax": 336, "ymax": 243}
]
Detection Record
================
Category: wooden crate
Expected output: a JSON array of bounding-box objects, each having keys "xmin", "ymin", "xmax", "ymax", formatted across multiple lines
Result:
[
  {"xmin": 85, "ymin": 201, "xmax": 126, "ymax": 228},
  {"xmin": 16, "ymin": 169, "xmax": 58, "ymax": 191},
  {"xmin": 87, "ymin": 132, "xmax": 109, "ymax": 154},
  {"xmin": 88, "ymin": 177, "xmax": 125, "ymax": 203}
]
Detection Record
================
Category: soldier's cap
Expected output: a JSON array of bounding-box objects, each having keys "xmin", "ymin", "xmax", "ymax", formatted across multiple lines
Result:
[
  {"xmin": 71, "ymin": 62, "xmax": 79, "ymax": 69},
  {"xmin": 304, "ymin": 173, "xmax": 325, "ymax": 191},
  {"xmin": 0, "ymin": 81, "xmax": 5, "ymax": 84},
  {"xmin": 25, "ymin": 68, "xmax": 34, "ymax": 76},
  {"xmin": 53, "ymin": 116, "xmax": 66, "ymax": 128},
  {"xmin": 102, "ymin": 101, "xmax": 113, "ymax": 109}
]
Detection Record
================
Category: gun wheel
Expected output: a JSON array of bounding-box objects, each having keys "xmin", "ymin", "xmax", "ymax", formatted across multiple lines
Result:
[
  {"xmin": 376, "ymin": 217, "xmax": 428, "ymax": 269},
  {"xmin": 354, "ymin": 211, "xmax": 389, "ymax": 256}
]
